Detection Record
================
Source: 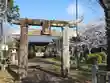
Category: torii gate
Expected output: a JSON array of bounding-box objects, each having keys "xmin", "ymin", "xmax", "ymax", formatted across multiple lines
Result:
[{"xmin": 13, "ymin": 17, "xmax": 83, "ymax": 79}]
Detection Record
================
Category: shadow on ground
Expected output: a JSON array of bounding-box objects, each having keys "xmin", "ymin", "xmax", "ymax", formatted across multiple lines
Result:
[
  {"xmin": 6, "ymin": 57, "xmax": 92, "ymax": 83},
  {"xmin": 70, "ymin": 71, "xmax": 91, "ymax": 82},
  {"xmin": 7, "ymin": 65, "xmax": 77, "ymax": 83},
  {"xmin": 21, "ymin": 69, "xmax": 75, "ymax": 83},
  {"xmin": 6, "ymin": 66, "xmax": 19, "ymax": 81},
  {"xmin": 29, "ymin": 58, "xmax": 91, "ymax": 72},
  {"xmin": 29, "ymin": 58, "xmax": 60, "ymax": 66}
]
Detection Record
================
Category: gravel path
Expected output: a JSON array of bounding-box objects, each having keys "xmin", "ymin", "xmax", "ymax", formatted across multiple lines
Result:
[
  {"xmin": 21, "ymin": 69, "xmax": 75, "ymax": 83},
  {"xmin": 10, "ymin": 58, "xmax": 90, "ymax": 83}
]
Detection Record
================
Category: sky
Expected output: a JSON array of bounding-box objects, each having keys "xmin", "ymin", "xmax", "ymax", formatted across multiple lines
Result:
[{"xmin": 11, "ymin": 0, "xmax": 104, "ymax": 32}]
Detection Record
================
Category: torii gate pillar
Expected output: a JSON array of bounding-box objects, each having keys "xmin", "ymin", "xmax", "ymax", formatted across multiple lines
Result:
[
  {"xmin": 62, "ymin": 25, "xmax": 70, "ymax": 77},
  {"xmin": 18, "ymin": 19, "xmax": 28, "ymax": 80}
]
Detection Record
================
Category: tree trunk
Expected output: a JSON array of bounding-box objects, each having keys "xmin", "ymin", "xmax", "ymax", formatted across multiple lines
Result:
[
  {"xmin": 105, "ymin": 2, "xmax": 110, "ymax": 70},
  {"xmin": 18, "ymin": 23, "xmax": 28, "ymax": 80},
  {"xmin": 76, "ymin": 52, "xmax": 80, "ymax": 69}
]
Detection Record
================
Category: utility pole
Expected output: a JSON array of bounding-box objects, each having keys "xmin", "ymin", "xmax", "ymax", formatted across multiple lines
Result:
[
  {"xmin": 75, "ymin": 0, "xmax": 80, "ymax": 69},
  {"xmin": 18, "ymin": 19, "xmax": 28, "ymax": 81},
  {"xmin": 76, "ymin": 0, "xmax": 78, "ymax": 35}
]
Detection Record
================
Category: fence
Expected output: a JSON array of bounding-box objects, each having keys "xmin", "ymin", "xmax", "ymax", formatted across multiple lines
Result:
[{"xmin": 92, "ymin": 63, "xmax": 110, "ymax": 83}]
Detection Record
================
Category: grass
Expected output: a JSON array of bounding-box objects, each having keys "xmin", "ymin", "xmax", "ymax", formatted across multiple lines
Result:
[
  {"xmin": 51, "ymin": 65, "xmax": 60, "ymax": 72},
  {"xmin": 46, "ymin": 57, "xmax": 61, "ymax": 61},
  {"xmin": 45, "ymin": 57, "xmax": 61, "ymax": 65},
  {"xmin": 44, "ymin": 57, "xmax": 93, "ymax": 82},
  {"xmin": 48, "ymin": 63, "xmax": 92, "ymax": 82}
]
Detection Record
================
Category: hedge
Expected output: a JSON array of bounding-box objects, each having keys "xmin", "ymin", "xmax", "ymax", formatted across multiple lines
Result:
[{"xmin": 87, "ymin": 52, "xmax": 106, "ymax": 64}]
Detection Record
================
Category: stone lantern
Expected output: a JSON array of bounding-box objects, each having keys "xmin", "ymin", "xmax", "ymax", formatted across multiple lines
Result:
[{"xmin": 10, "ymin": 43, "xmax": 17, "ymax": 65}]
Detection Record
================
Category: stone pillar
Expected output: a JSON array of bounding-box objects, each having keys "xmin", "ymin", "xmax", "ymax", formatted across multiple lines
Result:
[
  {"xmin": 92, "ymin": 64, "xmax": 98, "ymax": 83},
  {"xmin": 11, "ymin": 48, "xmax": 16, "ymax": 64},
  {"xmin": 62, "ymin": 25, "xmax": 70, "ymax": 77}
]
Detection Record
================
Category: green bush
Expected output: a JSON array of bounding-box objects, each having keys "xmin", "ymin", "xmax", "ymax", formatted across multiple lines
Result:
[
  {"xmin": 87, "ymin": 52, "xmax": 106, "ymax": 64},
  {"xmin": 99, "ymin": 52, "xmax": 107, "ymax": 61}
]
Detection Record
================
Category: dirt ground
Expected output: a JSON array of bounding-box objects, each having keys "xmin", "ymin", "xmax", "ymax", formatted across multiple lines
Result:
[{"xmin": 0, "ymin": 70, "xmax": 14, "ymax": 83}]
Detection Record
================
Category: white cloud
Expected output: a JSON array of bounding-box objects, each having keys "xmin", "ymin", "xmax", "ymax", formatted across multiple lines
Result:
[{"xmin": 66, "ymin": 3, "xmax": 84, "ymax": 16}]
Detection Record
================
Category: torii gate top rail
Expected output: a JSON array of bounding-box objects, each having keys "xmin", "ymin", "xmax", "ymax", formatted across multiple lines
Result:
[{"xmin": 12, "ymin": 18, "xmax": 72, "ymax": 27}]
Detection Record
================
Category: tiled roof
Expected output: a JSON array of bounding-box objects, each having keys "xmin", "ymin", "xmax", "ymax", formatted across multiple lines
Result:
[
  {"xmin": 12, "ymin": 29, "xmax": 76, "ymax": 43},
  {"xmin": 28, "ymin": 29, "xmax": 61, "ymax": 36},
  {"xmin": 28, "ymin": 35, "xmax": 58, "ymax": 43},
  {"xmin": 12, "ymin": 35, "xmax": 58, "ymax": 43}
]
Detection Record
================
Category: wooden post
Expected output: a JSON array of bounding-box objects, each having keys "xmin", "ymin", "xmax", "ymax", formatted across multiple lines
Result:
[{"xmin": 18, "ymin": 19, "xmax": 28, "ymax": 80}]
